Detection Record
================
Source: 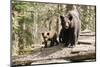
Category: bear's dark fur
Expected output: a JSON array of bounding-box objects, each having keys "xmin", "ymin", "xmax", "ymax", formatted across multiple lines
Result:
[
  {"xmin": 42, "ymin": 31, "xmax": 58, "ymax": 48},
  {"xmin": 59, "ymin": 7, "xmax": 81, "ymax": 48}
]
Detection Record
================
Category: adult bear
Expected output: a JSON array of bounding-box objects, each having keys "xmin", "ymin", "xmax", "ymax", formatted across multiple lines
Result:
[
  {"xmin": 59, "ymin": 6, "xmax": 81, "ymax": 48},
  {"xmin": 42, "ymin": 31, "xmax": 58, "ymax": 48}
]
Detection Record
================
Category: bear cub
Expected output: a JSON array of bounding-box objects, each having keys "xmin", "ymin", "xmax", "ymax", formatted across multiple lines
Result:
[{"xmin": 42, "ymin": 31, "xmax": 58, "ymax": 48}]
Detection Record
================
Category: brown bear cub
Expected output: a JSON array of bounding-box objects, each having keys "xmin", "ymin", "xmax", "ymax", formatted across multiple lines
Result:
[{"xmin": 42, "ymin": 31, "xmax": 58, "ymax": 48}]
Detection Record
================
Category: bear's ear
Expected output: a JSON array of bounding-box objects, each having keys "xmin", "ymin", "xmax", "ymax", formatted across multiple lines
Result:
[
  {"xmin": 47, "ymin": 32, "xmax": 50, "ymax": 36},
  {"xmin": 68, "ymin": 14, "xmax": 73, "ymax": 21},
  {"xmin": 60, "ymin": 15, "xmax": 64, "ymax": 20},
  {"xmin": 42, "ymin": 33, "xmax": 44, "ymax": 36}
]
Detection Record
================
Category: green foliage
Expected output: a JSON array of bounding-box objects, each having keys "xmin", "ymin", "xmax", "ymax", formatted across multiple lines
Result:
[{"xmin": 80, "ymin": 6, "xmax": 96, "ymax": 31}]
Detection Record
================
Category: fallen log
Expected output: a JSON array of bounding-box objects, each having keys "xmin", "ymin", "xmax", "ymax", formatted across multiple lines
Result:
[
  {"xmin": 69, "ymin": 45, "xmax": 96, "ymax": 61},
  {"xmin": 12, "ymin": 45, "xmax": 96, "ymax": 66},
  {"xmin": 78, "ymin": 40, "xmax": 95, "ymax": 45},
  {"xmin": 80, "ymin": 32, "xmax": 95, "ymax": 36}
]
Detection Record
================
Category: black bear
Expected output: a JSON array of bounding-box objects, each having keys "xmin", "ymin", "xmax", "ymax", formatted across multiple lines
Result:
[
  {"xmin": 59, "ymin": 6, "xmax": 81, "ymax": 48},
  {"xmin": 42, "ymin": 31, "xmax": 58, "ymax": 48}
]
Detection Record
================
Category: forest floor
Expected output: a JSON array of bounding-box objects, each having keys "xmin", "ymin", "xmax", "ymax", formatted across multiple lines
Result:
[{"xmin": 12, "ymin": 32, "xmax": 96, "ymax": 66}]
